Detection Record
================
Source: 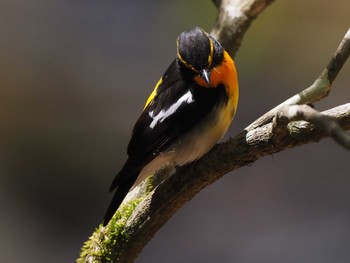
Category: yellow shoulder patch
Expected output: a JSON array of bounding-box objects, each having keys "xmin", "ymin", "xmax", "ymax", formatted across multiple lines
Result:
[{"xmin": 144, "ymin": 77, "xmax": 163, "ymax": 109}]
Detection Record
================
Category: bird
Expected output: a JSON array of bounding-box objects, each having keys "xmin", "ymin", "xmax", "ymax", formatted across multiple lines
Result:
[{"xmin": 103, "ymin": 27, "xmax": 239, "ymax": 226}]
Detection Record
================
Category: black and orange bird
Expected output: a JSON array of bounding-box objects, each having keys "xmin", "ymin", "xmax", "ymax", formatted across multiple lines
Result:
[{"xmin": 103, "ymin": 27, "xmax": 238, "ymax": 226}]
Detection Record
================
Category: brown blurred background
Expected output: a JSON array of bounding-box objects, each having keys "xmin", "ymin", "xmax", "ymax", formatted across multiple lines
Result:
[{"xmin": 1, "ymin": 1, "xmax": 350, "ymax": 262}]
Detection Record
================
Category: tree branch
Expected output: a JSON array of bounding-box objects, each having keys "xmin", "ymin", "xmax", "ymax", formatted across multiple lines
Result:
[
  {"xmin": 78, "ymin": 1, "xmax": 350, "ymax": 262},
  {"xmin": 211, "ymin": 0, "xmax": 275, "ymax": 57},
  {"xmin": 105, "ymin": 103, "xmax": 350, "ymax": 263},
  {"xmin": 272, "ymin": 104, "xmax": 350, "ymax": 150}
]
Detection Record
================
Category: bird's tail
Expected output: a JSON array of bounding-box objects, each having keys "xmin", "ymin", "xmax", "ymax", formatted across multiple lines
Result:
[{"xmin": 103, "ymin": 162, "xmax": 141, "ymax": 226}]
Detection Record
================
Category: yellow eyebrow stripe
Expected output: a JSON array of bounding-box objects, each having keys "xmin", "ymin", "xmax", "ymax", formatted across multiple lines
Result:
[
  {"xmin": 144, "ymin": 77, "xmax": 163, "ymax": 109},
  {"xmin": 177, "ymin": 51, "xmax": 199, "ymax": 73},
  {"xmin": 208, "ymin": 37, "xmax": 214, "ymax": 68},
  {"xmin": 176, "ymin": 39, "xmax": 200, "ymax": 73}
]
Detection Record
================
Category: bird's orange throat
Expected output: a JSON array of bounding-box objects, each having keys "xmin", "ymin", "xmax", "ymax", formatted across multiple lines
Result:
[
  {"xmin": 195, "ymin": 50, "xmax": 239, "ymax": 122},
  {"xmin": 194, "ymin": 51, "xmax": 238, "ymax": 97}
]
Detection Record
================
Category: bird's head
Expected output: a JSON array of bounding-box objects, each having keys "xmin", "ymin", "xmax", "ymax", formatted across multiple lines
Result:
[{"xmin": 176, "ymin": 27, "xmax": 224, "ymax": 87}]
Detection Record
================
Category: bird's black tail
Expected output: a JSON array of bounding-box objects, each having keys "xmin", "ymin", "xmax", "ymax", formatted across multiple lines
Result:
[{"xmin": 103, "ymin": 164, "xmax": 140, "ymax": 226}]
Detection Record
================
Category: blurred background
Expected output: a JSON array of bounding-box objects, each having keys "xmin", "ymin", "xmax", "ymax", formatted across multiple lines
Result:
[{"xmin": 1, "ymin": 0, "xmax": 350, "ymax": 262}]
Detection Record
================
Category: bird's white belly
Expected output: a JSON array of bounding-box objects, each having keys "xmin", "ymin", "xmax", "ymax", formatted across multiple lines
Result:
[{"xmin": 134, "ymin": 102, "xmax": 235, "ymax": 186}]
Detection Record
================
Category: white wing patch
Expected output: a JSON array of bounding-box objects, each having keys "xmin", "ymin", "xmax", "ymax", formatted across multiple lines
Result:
[{"xmin": 149, "ymin": 90, "xmax": 194, "ymax": 129}]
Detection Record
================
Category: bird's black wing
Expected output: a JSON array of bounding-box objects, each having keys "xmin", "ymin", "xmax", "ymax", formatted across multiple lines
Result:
[{"xmin": 125, "ymin": 59, "xmax": 228, "ymax": 175}]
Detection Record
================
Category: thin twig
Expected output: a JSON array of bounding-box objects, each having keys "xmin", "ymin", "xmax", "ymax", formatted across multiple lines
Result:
[{"xmin": 247, "ymin": 28, "xmax": 350, "ymax": 130}]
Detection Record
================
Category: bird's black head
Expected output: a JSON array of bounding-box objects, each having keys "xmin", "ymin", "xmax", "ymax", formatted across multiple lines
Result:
[{"xmin": 176, "ymin": 27, "xmax": 224, "ymax": 74}]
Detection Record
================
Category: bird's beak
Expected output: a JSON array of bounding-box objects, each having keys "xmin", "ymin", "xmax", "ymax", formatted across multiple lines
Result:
[{"xmin": 200, "ymin": 69, "xmax": 211, "ymax": 87}]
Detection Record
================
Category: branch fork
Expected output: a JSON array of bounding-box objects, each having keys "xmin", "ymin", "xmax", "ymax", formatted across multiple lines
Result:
[{"xmin": 272, "ymin": 104, "xmax": 350, "ymax": 150}]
